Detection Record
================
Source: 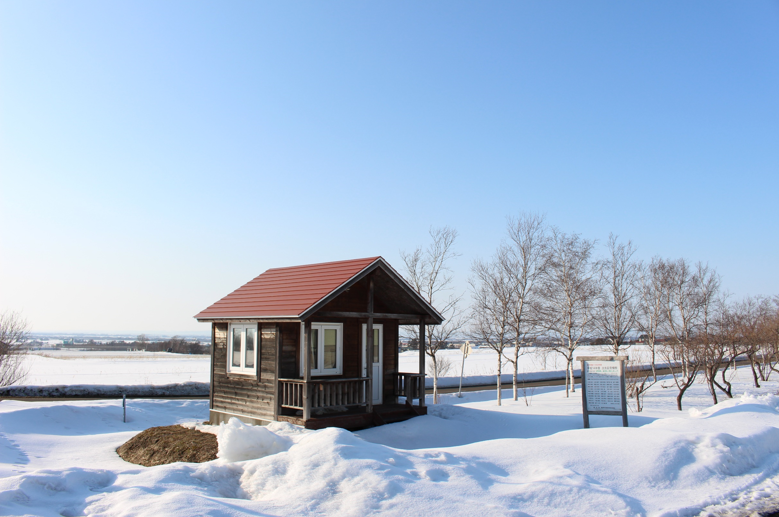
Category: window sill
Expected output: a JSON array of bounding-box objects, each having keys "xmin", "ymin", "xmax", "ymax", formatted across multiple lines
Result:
[{"xmin": 226, "ymin": 371, "xmax": 257, "ymax": 379}]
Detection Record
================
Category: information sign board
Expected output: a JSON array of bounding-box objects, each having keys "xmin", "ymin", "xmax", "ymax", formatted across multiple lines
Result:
[
  {"xmin": 578, "ymin": 356, "xmax": 628, "ymax": 428},
  {"xmin": 584, "ymin": 361, "xmax": 622, "ymax": 412}
]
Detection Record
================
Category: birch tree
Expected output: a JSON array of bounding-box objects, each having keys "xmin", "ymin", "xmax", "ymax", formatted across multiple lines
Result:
[
  {"xmin": 595, "ymin": 234, "xmax": 640, "ymax": 356},
  {"xmin": 502, "ymin": 214, "xmax": 548, "ymax": 401},
  {"xmin": 539, "ymin": 229, "xmax": 600, "ymax": 397},
  {"xmin": 401, "ymin": 226, "xmax": 464, "ymax": 403},
  {"xmin": 470, "ymin": 256, "xmax": 514, "ymax": 405},
  {"xmin": 636, "ymin": 258, "xmax": 666, "ymax": 381}
]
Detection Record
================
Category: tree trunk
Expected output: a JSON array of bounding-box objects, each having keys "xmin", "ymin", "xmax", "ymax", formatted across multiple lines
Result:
[
  {"xmin": 513, "ymin": 344, "xmax": 519, "ymax": 401},
  {"xmin": 650, "ymin": 342, "xmax": 657, "ymax": 382},
  {"xmin": 749, "ymin": 356, "xmax": 761, "ymax": 388},
  {"xmin": 707, "ymin": 372, "xmax": 718, "ymax": 405},
  {"xmin": 569, "ymin": 358, "xmax": 576, "ymax": 394},
  {"xmin": 676, "ymin": 379, "xmax": 692, "ymax": 411},
  {"xmin": 431, "ymin": 354, "xmax": 439, "ymax": 404},
  {"xmin": 496, "ymin": 354, "xmax": 502, "ymax": 406}
]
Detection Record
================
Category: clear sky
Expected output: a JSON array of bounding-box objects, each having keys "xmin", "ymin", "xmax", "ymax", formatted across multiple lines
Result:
[{"xmin": 1, "ymin": 1, "xmax": 778, "ymax": 334}]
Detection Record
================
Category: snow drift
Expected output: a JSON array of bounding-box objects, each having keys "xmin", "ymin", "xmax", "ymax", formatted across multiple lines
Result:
[
  {"xmin": 2, "ymin": 372, "xmax": 779, "ymax": 516},
  {"xmin": 216, "ymin": 418, "xmax": 292, "ymax": 462}
]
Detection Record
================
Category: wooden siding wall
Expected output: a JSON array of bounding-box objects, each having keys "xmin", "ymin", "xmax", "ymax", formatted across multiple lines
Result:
[
  {"xmin": 279, "ymin": 322, "xmax": 299, "ymax": 379},
  {"xmin": 212, "ymin": 322, "xmax": 278, "ymax": 421}
]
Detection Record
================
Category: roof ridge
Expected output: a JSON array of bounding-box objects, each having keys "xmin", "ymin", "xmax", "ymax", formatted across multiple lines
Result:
[{"xmin": 265, "ymin": 256, "xmax": 381, "ymax": 272}]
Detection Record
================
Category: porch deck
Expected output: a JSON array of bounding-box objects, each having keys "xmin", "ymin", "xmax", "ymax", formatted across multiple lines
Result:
[{"xmin": 277, "ymin": 403, "xmax": 427, "ymax": 430}]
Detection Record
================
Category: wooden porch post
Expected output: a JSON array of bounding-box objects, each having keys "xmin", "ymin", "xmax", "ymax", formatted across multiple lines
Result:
[
  {"xmin": 209, "ymin": 323, "xmax": 215, "ymax": 413},
  {"xmin": 273, "ymin": 325, "xmax": 281, "ymax": 422},
  {"xmin": 366, "ymin": 275, "xmax": 374, "ymax": 413},
  {"xmin": 302, "ymin": 320, "xmax": 312, "ymax": 421},
  {"xmin": 418, "ymin": 317, "xmax": 425, "ymax": 407}
]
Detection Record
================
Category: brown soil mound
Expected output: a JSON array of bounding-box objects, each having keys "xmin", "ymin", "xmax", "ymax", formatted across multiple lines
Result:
[{"xmin": 117, "ymin": 425, "xmax": 217, "ymax": 466}]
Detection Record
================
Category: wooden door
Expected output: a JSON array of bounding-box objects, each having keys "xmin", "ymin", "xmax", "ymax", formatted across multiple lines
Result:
[{"xmin": 362, "ymin": 324, "xmax": 383, "ymax": 405}]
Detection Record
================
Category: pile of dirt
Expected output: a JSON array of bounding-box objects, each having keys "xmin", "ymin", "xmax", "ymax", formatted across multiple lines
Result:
[{"xmin": 117, "ymin": 425, "xmax": 217, "ymax": 466}]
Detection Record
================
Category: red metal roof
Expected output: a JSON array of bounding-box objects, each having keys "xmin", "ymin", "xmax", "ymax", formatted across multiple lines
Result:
[{"xmin": 195, "ymin": 257, "xmax": 381, "ymax": 320}]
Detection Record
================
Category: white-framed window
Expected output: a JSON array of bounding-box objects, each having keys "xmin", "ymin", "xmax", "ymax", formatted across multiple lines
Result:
[
  {"xmin": 300, "ymin": 322, "xmax": 343, "ymax": 376},
  {"xmin": 228, "ymin": 323, "xmax": 258, "ymax": 375}
]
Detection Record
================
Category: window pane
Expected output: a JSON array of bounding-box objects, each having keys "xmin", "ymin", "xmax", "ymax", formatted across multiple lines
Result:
[
  {"xmin": 324, "ymin": 328, "xmax": 337, "ymax": 369},
  {"xmin": 232, "ymin": 328, "xmax": 242, "ymax": 367},
  {"xmin": 309, "ymin": 328, "xmax": 319, "ymax": 371},
  {"xmin": 245, "ymin": 327, "xmax": 256, "ymax": 368},
  {"xmin": 373, "ymin": 329, "xmax": 380, "ymax": 364}
]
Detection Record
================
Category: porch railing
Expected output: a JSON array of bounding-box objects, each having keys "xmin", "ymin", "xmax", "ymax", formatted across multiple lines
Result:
[
  {"xmin": 279, "ymin": 378, "xmax": 369, "ymax": 411},
  {"xmin": 395, "ymin": 373, "xmax": 425, "ymax": 406}
]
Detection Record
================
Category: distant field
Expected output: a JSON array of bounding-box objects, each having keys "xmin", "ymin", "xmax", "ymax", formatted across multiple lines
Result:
[
  {"xmin": 21, "ymin": 351, "xmax": 210, "ymax": 386},
  {"xmin": 18, "ymin": 345, "xmax": 633, "ymax": 387}
]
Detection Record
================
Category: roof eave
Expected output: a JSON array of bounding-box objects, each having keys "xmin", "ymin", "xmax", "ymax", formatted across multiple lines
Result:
[{"xmin": 195, "ymin": 315, "xmax": 302, "ymax": 323}]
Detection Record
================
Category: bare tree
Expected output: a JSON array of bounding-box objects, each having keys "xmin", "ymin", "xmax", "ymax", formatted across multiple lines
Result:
[
  {"xmin": 502, "ymin": 213, "xmax": 548, "ymax": 401},
  {"xmin": 714, "ymin": 297, "xmax": 741, "ymax": 399},
  {"xmin": 427, "ymin": 355, "xmax": 453, "ymax": 378},
  {"xmin": 539, "ymin": 229, "xmax": 600, "ymax": 397},
  {"xmin": 660, "ymin": 258, "xmax": 703, "ymax": 411},
  {"xmin": 401, "ymin": 226, "xmax": 465, "ymax": 403},
  {"xmin": 731, "ymin": 296, "xmax": 773, "ymax": 387},
  {"xmin": 752, "ymin": 297, "xmax": 779, "ymax": 383},
  {"xmin": 764, "ymin": 297, "xmax": 779, "ymax": 378},
  {"xmin": 636, "ymin": 258, "xmax": 666, "ymax": 381},
  {"xmin": 766, "ymin": 297, "xmax": 779, "ymax": 378},
  {"xmin": 0, "ymin": 311, "xmax": 30, "ymax": 387},
  {"xmin": 136, "ymin": 334, "xmax": 149, "ymax": 351},
  {"xmin": 624, "ymin": 353, "xmax": 656, "ymax": 412},
  {"xmin": 693, "ymin": 264, "xmax": 726, "ymax": 405},
  {"xmin": 470, "ymin": 255, "xmax": 514, "ymax": 405},
  {"xmin": 596, "ymin": 234, "xmax": 640, "ymax": 356}
]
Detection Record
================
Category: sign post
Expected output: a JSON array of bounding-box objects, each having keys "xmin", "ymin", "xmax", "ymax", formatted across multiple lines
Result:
[
  {"xmin": 457, "ymin": 341, "xmax": 471, "ymax": 398},
  {"xmin": 578, "ymin": 356, "xmax": 628, "ymax": 429}
]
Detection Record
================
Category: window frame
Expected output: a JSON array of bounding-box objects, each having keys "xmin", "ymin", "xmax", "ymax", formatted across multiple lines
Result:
[
  {"xmin": 227, "ymin": 322, "xmax": 259, "ymax": 375},
  {"xmin": 300, "ymin": 322, "xmax": 343, "ymax": 376}
]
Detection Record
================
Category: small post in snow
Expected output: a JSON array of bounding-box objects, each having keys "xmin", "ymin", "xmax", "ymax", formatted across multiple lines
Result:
[
  {"xmin": 457, "ymin": 341, "xmax": 471, "ymax": 398},
  {"xmin": 123, "ymin": 393, "xmax": 126, "ymax": 423}
]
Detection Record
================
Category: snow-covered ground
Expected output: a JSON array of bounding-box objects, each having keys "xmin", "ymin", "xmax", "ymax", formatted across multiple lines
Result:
[{"xmin": 2, "ymin": 366, "xmax": 779, "ymax": 516}]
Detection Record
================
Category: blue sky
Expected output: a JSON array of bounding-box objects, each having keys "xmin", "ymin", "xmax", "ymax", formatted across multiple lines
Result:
[{"xmin": 1, "ymin": 1, "xmax": 777, "ymax": 333}]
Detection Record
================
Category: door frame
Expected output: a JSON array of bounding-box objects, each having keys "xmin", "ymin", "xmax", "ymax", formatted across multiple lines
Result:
[{"xmin": 362, "ymin": 323, "xmax": 384, "ymax": 405}]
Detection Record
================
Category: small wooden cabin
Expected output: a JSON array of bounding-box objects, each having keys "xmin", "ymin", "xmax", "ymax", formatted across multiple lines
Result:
[{"xmin": 195, "ymin": 257, "xmax": 443, "ymax": 430}]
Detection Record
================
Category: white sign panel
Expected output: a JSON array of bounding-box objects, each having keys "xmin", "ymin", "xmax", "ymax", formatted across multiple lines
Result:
[{"xmin": 584, "ymin": 361, "xmax": 622, "ymax": 412}]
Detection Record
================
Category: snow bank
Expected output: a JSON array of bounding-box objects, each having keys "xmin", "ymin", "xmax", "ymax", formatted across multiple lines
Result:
[
  {"xmin": 216, "ymin": 418, "xmax": 292, "ymax": 462},
  {"xmin": 0, "ymin": 382, "xmax": 209, "ymax": 398},
  {"xmin": 2, "ymin": 368, "xmax": 779, "ymax": 516}
]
